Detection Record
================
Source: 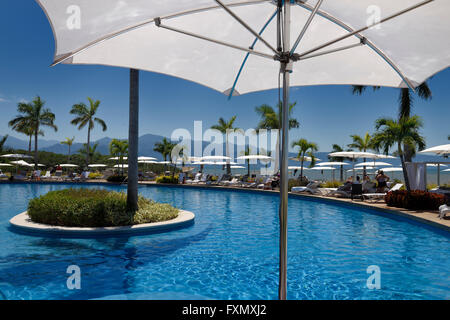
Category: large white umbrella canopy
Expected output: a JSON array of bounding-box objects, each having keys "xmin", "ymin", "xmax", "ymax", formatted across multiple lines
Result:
[
  {"xmin": 37, "ymin": 0, "xmax": 450, "ymax": 300},
  {"xmin": 138, "ymin": 160, "xmax": 158, "ymax": 164},
  {"xmin": 231, "ymin": 165, "xmax": 245, "ymax": 169},
  {"xmin": 420, "ymin": 144, "xmax": 450, "ymax": 155},
  {"xmin": 310, "ymin": 166, "xmax": 336, "ymax": 170},
  {"xmin": 114, "ymin": 164, "xmax": 129, "ymax": 168},
  {"xmin": 443, "ymin": 169, "xmax": 450, "ymax": 172},
  {"xmin": 0, "ymin": 164, "xmax": 13, "ymax": 167}
]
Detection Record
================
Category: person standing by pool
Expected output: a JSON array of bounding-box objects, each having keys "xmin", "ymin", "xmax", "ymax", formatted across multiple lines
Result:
[{"xmin": 376, "ymin": 170, "xmax": 390, "ymax": 192}]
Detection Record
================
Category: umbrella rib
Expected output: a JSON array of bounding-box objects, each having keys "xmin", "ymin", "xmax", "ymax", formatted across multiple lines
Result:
[
  {"xmin": 214, "ymin": 0, "xmax": 279, "ymax": 55},
  {"xmin": 296, "ymin": 0, "xmax": 434, "ymax": 60},
  {"xmin": 154, "ymin": 18, "xmax": 274, "ymax": 60},
  {"xmin": 298, "ymin": 40, "xmax": 365, "ymax": 61},
  {"xmin": 228, "ymin": 9, "xmax": 278, "ymax": 99},
  {"xmin": 290, "ymin": 0, "xmax": 324, "ymax": 56}
]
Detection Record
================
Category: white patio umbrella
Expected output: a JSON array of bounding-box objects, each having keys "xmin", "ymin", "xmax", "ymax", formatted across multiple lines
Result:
[
  {"xmin": 109, "ymin": 157, "xmax": 128, "ymax": 161},
  {"xmin": 59, "ymin": 164, "xmax": 79, "ymax": 168},
  {"xmin": 114, "ymin": 164, "xmax": 129, "ymax": 169},
  {"xmin": 38, "ymin": 0, "xmax": 450, "ymax": 300},
  {"xmin": 420, "ymin": 144, "xmax": 450, "ymax": 185},
  {"xmin": 1, "ymin": 154, "xmax": 33, "ymax": 159},
  {"xmin": 237, "ymin": 155, "xmax": 273, "ymax": 175},
  {"xmin": 231, "ymin": 165, "xmax": 245, "ymax": 169},
  {"xmin": 201, "ymin": 156, "xmax": 232, "ymax": 161},
  {"xmin": 138, "ymin": 156, "xmax": 157, "ymax": 161},
  {"xmin": 355, "ymin": 161, "xmax": 392, "ymax": 167},
  {"xmin": 88, "ymin": 164, "xmax": 107, "ymax": 168},
  {"xmin": 378, "ymin": 167, "xmax": 404, "ymax": 172},
  {"xmin": 443, "ymin": 169, "xmax": 450, "ymax": 172},
  {"xmin": 310, "ymin": 166, "xmax": 335, "ymax": 181},
  {"xmin": 329, "ymin": 151, "xmax": 378, "ymax": 180},
  {"xmin": 10, "ymin": 160, "xmax": 33, "ymax": 167},
  {"xmin": 0, "ymin": 163, "xmax": 13, "ymax": 167},
  {"xmin": 316, "ymin": 162, "xmax": 349, "ymax": 166},
  {"xmin": 420, "ymin": 144, "xmax": 450, "ymax": 156}
]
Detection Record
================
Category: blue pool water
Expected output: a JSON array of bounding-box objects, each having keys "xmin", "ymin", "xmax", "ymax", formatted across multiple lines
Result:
[{"xmin": 0, "ymin": 183, "xmax": 449, "ymax": 300}]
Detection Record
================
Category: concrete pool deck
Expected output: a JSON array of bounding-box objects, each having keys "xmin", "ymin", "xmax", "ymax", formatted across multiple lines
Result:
[
  {"xmin": 9, "ymin": 210, "xmax": 195, "ymax": 236},
  {"xmin": 2, "ymin": 179, "xmax": 449, "ymax": 233}
]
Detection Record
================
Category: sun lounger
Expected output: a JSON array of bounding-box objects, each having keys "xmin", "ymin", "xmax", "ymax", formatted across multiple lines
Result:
[
  {"xmin": 41, "ymin": 171, "xmax": 51, "ymax": 179},
  {"xmin": 222, "ymin": 177, "xmax": 239, "ymax": 186},
  {"xmin": 186, "ymin": 173, "xmax": 202, "ymax": 184},
  {"xmin": 439, "ymin": 204, "xmax": 450, "ymax": 219},
  {"xmin": 362, "ymin": 183, "xmax": 403, "ymax": 202},
  {"xmin": 291, "ymin": 181, "xmax": 321, "ymax": 194}
]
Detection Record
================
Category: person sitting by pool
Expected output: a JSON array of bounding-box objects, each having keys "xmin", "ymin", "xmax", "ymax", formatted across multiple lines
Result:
[
  {"xmin": 354, "ymin": 176, "xmax": 362, "ymax": 184},
  {"xmin": 375, "ymin": 170, "xmax": 390, "ymax": 192},
  {"xmin": 362, "ymin": 175, "xmax": 376, "ymax": 193}
]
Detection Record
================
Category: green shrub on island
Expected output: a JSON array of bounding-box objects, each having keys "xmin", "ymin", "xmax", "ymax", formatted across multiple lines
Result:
[
  {"xmin": 156, "ymin": 175, "xmax": 178, "ymax": 184},
  {"xmin": 107, "ymin": 175, "xmax": 127, "ymax": 183},
  {"xmin": 27, "ymin": 188, "xmax": 179, "ymax": 227}
]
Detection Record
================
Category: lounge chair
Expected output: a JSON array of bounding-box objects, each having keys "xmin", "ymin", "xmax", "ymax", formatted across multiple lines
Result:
[
  {"xmin": 222, "ymin": 177, "xmax": 239, "ymax": 187},
  {"xmin": 199, "ymin": 173, "xmax": 209, "ymax": 184},
  {"xmin": 41, "ymin": 171, "xmax": 51, "ymax": 179},
  {"xmin": 257, "ymin": 176, "xmax": 272, "ymax": 189},
  {"xmin": 362, "ymin": 183, "xmax": 403, "ymax": 202},
  {"xmin": 291, "ymin": 181, "xmax": 321, "ymax": 194},
  {"xmin": 439, "ymin": 204, "xmax": 450, "ymax": 219},
  {"xmin": 186, "ymin": 173, "xmax": 202, "ymax": 184}
]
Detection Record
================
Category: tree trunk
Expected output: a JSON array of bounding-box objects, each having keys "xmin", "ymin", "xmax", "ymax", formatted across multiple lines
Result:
[
  {"xmin": 399, "ymin": 143, "xmax": 411, "ymax": 192},
  {"xmin": 86, "ymin": 128, "xmax": 91, "ymax": 167},
  {"xmin": 68, "ymin": 145, "xmax": 71, "ymax": 162},
  {"xmin": 300, "ymin": 158, "xmax": 304, "ymax": 181},
  {"xmin": 34, "ymin": 126, "xmax": 39, "ymax": 169},
  {"xmin": 127, "ymin": 68, "xmax": 139, "ymax": 212},
  {"xmin": 225, "ymin": 134, "xmax": 231, "ymax": 175},
  {"xmin": 340, "ymin": 165, "xmax": 343, "ymax": 182},
  {"xmin": 247, "ymin": 160, "xmax": 250, "ymax": 177},
  {"xmin": 28, "ymin": 135, "xmax": 32, "ymax": 155}
]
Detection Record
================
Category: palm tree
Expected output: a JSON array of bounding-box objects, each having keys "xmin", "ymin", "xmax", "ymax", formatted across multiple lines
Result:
[
  {"xmin": 109, "ymin": 139, "xmax": 129, "ymax": 176},
  {"xmin": 171, "ymin": 145, "xmax": 189, "ymax": 177},
  {"xmin": 255, "ymin": 101, "xmax": 299, "ymax": 172},
  {"xmin": 328, "ymin": 144, "xmax": 354, "ymax": 182},
  {"xmin": 70, "ymin": 97, "xmax": 107, "ymax": 166},
  {"xmin": 78, "ymin": 143, "xmax": 101, "ymax": 165},
  {"xmin": 291, "ymin": 138, "xmax": 318, "ymax": 181},
  {"xmin": 352, "ymin": 82, "xmax": 431, "ymax": 162},
  {"xmin": 154, "ymin": 138, "xmax": 175, "ymax": 172},
  {"xmin": 348, "ymin": 132, "xmax": 374, "ymax": 176},
  {"xmin": 61, "ymin": 137, "xmax": 75, "ymax": 161},
  {"xmin": 239, "ymin": 146, "xmax": 253, "ymax": 177},
  {"xmin": 372, "ymin": 116, "xmax": 426, "ymax": 192},
  {"xmin": 0, "ymin": 135, "xmax": 8, "ymax": 153},
  {"xmin": 8, "ymin": 96, "xmax": 57, "ymax": 168},
  {"xmin": 211, "ymin": 116, "xmax": 240, "ymax": 175}
]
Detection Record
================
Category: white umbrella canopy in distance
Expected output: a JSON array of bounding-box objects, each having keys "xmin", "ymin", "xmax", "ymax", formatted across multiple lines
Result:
[
  {"xmin": 114, "ymin": 164, "xmax": 129, "ymax": 169},
  {"xmin": 201, "ymin": 156, "xmax": 232, "ymax": 161},
  {"xmin": 0, "ymin": 163, "xmax": 13, "ymax": 167},
  {"xmin": 231, "ymin": 165, "xmax": 245, "ymax": 169},
  {"xmin": 355, "ymin": 161, "xmax": 392, "ymax": 167},
  {"xmin": 443, "ymin": 169, "xmax": 450, "ymax": 172},
  {"xmin": 378, "ymin": 167, "xmax": 404, "ymax": 172},
  {"xmin": 10, "ymin": 160, "xmax": 33, "ymax": 167},
  {"xmin": 316, "ymin": 162, "xmax": 349, "ymax": 166},
  {"xmin": 59, "ymin": 164, "xmax": 79, "ymax": 168},
  {"xmin": 1, "ymin": 154, "xmax": 33, "ymax": 159},
  {"xmin": 310, "ymin": 166, "xmax": 336, "ymax": 170},
  {"xmin": 237, "ymin": 155, "xmax": 273, "ymax": 161},
  {"xmin": 109, "ymin": 157, "xmax": 128, "ymax": 161},
  {"xmin": 88, "ymin": 164, "xmax": 108, "ymax": 168},
  {"xmin": 38, "ymin": 0, "xmax": 450, "ymax": 300},
  {"xmin": 138, "ymin": 156, "xmax": 157, "ymax": 161}
]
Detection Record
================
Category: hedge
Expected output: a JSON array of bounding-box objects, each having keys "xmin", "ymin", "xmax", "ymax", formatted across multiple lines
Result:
[
  {"xmin": 385, "ymin": 190, "xmax": 446, "ymax": 210},
  {"xmin": 156, "ymin": 175, "xmax": 179, "ymax": 184},
  {"xmin": 28, "ymin": 188, "xmax": 179, "ymax": 227}
]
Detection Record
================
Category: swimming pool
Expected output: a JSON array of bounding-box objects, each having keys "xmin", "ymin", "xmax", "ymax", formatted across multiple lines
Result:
[{"xmin": 0, "ymin": 183, "xmax": 449, "ymax": 300}]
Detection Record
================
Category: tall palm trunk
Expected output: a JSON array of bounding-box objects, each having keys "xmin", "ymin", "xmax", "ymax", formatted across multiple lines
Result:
[
  {"xmin": 68, "ymin": 145, "xmax": 71, "ymax": 162},
  {"xmin": 300, "ymin": 157, "xmax": 304, "ymax": 181},
  {"xmin": 86, "ymin": 127, "xmax": 91, "ymax": 167},
  {"xmin": 225, "ymin": 134, "xmax": 231, "ymax": 175},
  {"xmin": 127, "ymin": 68, "xmax": 139, "ymax": 211},
  {"xmin": 34, "ymin": 125, "xmax": 39, "ymax": 169},
  {"xmin": 28, "ymin": 135, "xmax": 32, "ymax": 155},
  {"xmin": 399, "ymin": 143, "xmax": 411, "ymax": 192},
  {"xmin": 247, "ymin": 159, "xmax": 250, "ymax": 177},
  {"xmin": 340, "ymin": 165, "xmax": 343, "ymax": 182}
]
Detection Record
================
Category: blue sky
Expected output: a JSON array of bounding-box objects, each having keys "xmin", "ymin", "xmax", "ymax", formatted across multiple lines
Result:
[{"xmin": 0, "ymin": 1, "xmax": 449, "ymax": 152}]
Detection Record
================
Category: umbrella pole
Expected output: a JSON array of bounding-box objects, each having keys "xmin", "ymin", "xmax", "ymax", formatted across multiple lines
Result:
[{"xmin": 278, "ymin": 0, "xmax": 290, "ymax": 301}]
